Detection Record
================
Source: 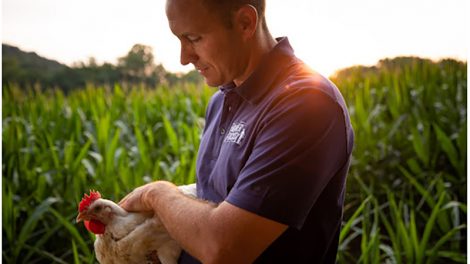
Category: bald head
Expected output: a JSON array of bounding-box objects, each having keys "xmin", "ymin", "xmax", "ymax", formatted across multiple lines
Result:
[
  {"xmin": 203, "ymin": 0, "xmax": 267, "ymax": 30},
  {"xmin": 167, "ymin": 0, "xmax": 268, "ymax": 31}
]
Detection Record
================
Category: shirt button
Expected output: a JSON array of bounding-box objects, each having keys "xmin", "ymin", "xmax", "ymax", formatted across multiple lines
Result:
[
  {"xmin": 220, "ymin": 128, "xmax": 226, "ymax": 135},
  {"xmin": 228, "ymin": 106, "xmax": 232, "ymax": 112}
]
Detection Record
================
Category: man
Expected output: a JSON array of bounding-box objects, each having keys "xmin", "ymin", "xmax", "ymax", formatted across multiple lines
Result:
[{"xmin": 119, "ymin": 0, "xmax": 354, "ymax": 263}]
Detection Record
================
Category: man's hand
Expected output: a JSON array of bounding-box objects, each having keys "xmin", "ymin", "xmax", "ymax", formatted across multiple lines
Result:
[
  {"xmin": 119, "ymin": 181, "xmax": 288, "ymax": 263},
  {"xmin": 119, "ymin": 181, "xmax": 175, "ymax": 212}
]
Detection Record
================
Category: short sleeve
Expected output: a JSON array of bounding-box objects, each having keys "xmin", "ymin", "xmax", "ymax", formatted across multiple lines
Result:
[{"xmin": 225, "ymin": 88, "xmax": 349, "ymax": 229}]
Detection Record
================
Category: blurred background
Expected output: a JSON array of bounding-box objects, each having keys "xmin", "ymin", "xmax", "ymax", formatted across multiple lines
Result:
[
  {"xmin": 2, "ymin": 0, "xmax": 468, "ymax": 263},
  {"xmin": 2, "ymin": 0, "xmax": 467, "ymax": 81}
]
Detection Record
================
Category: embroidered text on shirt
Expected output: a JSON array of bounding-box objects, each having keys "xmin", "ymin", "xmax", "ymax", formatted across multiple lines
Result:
[{"xmin": 224, "ymin": 121, "xmax": 246, "ymax": 145}]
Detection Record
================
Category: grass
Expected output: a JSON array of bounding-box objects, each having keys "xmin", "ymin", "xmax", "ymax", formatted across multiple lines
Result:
[{"xmin": 2, "ymin": 57, "xmax": 467, "ymax": 263}]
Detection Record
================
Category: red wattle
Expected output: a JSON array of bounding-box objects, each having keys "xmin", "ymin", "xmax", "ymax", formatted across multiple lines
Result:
[{"xmin": 84, "ymin": 219, "xmax": 106, "ymax": 234}]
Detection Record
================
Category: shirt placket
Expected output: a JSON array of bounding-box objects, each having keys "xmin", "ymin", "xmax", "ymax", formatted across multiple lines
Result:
[{"xmin": 214, "ymin": 91, "xmax": 240, "ymax": 157}]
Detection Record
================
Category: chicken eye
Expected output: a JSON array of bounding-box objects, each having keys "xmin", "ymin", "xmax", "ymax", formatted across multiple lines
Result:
[{"xmin": 94, "ymin": 205, "xmax": 102, "ymax": 212}]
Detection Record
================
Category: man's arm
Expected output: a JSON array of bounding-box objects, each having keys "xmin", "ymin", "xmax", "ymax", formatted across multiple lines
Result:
[{"xmin": 119, "ymin": 181, "xmax": 288, "ymax": 263}]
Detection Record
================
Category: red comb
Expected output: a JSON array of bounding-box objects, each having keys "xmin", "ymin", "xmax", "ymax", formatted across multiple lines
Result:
[{"xmin": 79, "ymin": 190, "xmax": 101, "ymax": 212}]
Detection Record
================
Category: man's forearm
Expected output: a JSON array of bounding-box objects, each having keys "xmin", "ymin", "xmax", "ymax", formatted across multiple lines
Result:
[
  {"xmin": 138, "ymin": 181, "xmax": 287, "ymax": 263},
  {"xmin": 146, "ymin": 181, "xmax": 221, "ymax": 262}
]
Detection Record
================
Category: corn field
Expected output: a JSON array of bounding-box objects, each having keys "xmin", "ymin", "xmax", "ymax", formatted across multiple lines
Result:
[{"xmin": 2, "ymin": 57, "xmax": 467, "ymax": 263}]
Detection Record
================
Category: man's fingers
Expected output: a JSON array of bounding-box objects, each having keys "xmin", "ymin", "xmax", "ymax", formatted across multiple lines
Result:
[
  {"xmin": 118, "ymin": 193, "xmax": 131, "ymax": 206},
  {"xmin": 118, "ymin": 192, "xmax": 131, "ymax": 206},
  {"xmin": 118, "ymin": 182, "xmax": 159, "ymax": 211},
  {"xmin": 119, "ymin": 190, "xmax": 140, "ymax": 211}
]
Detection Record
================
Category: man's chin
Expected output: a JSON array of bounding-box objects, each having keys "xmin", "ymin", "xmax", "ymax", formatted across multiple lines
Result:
[
  {"xmin": 203, "ymin": 77, "xmax": 223, "ymax": 88},
  {"xmin": 199, "ymin": 71, "xmax": 229, "ymax": 87}
]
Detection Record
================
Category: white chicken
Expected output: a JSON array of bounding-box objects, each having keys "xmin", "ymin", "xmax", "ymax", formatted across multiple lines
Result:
[{"xmin": 76, "ymin": 184, "xmax": 197, "ymax": 264}]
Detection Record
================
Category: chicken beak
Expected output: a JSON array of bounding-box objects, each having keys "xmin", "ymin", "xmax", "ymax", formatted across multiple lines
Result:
[{"xmin": 76, "ymin": 211, "xmax": 86, "ymax": 223}]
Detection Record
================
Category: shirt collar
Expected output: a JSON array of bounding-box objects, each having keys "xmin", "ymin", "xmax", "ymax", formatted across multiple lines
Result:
[
  {"xmin": 219, "ymin": 81, "xmax": 237, "ymax": 94},
  {"xmin": 219, "ymin": 37, "xmax": 298, "ymax": 104}
]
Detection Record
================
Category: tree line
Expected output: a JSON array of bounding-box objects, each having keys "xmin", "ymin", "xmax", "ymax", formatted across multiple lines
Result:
[{"xmin": 2, "ymin": 43, "xmax": 203, "ymax": 92}]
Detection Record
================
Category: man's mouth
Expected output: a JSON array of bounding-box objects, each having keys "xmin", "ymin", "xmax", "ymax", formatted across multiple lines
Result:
[{"xmin": 196, "ymin": 66, "xmax": 209, "ymax": 75}]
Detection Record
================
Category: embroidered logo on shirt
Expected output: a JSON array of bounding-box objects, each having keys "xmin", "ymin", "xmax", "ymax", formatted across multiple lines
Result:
[{"xmin": 224, "ymin": 121, "xmax": 246, "ymax": 145}]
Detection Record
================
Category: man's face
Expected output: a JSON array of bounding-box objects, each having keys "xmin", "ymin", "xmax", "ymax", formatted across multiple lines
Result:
[{"xmin": 166, "ymin": 0, "xmax": 246, "ymax": 87}]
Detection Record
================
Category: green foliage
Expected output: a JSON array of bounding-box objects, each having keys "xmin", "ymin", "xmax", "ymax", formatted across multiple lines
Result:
[
  {"xmin": 2, "ymin": 44, "xmax": 68, "ymax": 89},
  {"xmin": 334, "ymin": 57, "xmax": 467, "ymax": 263},
  {"xmin": 2, "ymin": 57, "xmax": 466, "ymax": 263},
  {"xmin": 118, "ymin": 44, "xmax": 156, "ymax": 81},
  {"xmin": 2, "ymin": 44, "xmax": 203, "ymax": 92},
  {"xmin": 2, "ymin": 83, "xmax": 212, "ymax": 263}
]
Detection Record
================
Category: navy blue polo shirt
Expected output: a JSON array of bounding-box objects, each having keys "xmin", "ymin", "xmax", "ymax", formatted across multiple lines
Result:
[{"xmin": 179, "ymin": 37, "xmax": 354, "ymax": 263}]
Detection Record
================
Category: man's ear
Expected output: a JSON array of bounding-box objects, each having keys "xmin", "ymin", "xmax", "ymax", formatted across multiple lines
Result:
[{"xmin": 233, "ymin": 4, "xmax": 258, "ymax": 40}]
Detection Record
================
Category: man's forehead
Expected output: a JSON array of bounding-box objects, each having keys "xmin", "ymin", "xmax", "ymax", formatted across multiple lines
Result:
[
  {"xmin": 166, "ymin": 0, "xmax": 217, "ymax": 35},
  {"xmin": 166, "ymin": 0, "xmax": 207, "ymax": 16}
]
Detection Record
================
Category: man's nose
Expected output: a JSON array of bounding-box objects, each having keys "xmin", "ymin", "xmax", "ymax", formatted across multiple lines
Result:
[{"xmin": 180, "ymin": 42, "xmax": 197, "ymax": 66}]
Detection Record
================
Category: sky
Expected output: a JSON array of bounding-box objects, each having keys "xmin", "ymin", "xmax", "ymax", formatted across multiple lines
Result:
[{"xmin": 1, "ymin": 0, "xmax": 467, "ymax": 77}]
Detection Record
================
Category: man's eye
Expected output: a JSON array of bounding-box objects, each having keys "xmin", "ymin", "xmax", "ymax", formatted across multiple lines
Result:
[{"xmin": 187, "ymin": 36, "xmax": 201, "ymax": 43}]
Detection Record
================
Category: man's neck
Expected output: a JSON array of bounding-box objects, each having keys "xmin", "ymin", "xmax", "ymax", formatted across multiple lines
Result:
[{"xmin": 233, "ymin": 31, "xmax": 277, "ymax": 87}]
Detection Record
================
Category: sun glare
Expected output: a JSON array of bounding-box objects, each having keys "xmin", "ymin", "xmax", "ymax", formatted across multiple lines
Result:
[{"xmin": 1, "ymin": 0, "xmax": 466, "ymax": 77}]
